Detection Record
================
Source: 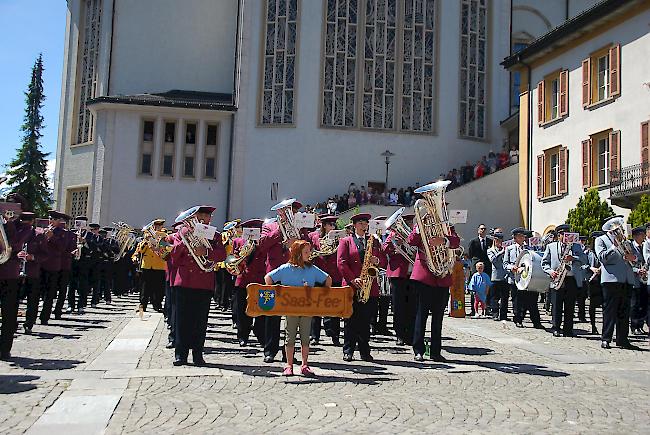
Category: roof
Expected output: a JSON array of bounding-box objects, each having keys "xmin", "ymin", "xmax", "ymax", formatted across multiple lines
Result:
[
  {"xmin": 88, "ymin": 90, "xmax": 236, "ymax": 111},
  {"xmin": 502, "ymin": 0, "xmax": 644, "ymax": 69}
]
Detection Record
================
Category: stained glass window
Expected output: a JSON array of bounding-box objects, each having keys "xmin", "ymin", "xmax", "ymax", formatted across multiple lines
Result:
[
  {"xmin": 76, "ymin": 0, "xmax": 102, "ymax": 144},
  {"xmin": 67, "ymin": 187, "xmax": 89, "ymax": 218},
  {"xmin": 261, "ymin": 0, "xmax": 299, "ymax": 125},
  {"xmin": 459, "ymin": 0, "xmax": 487, "ymax": 139}
]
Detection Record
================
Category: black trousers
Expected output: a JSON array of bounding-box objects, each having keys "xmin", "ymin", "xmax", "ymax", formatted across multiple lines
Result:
[
  {"xmin": 263, "ymin": 316, "xmax": 281, "ymax": 357},
  {"xmin": 0, "ymin": 279, "xmax": 19, "ymax": 355},
  {"xmin": 76, "ymin": 264, "xmax": 93, "ymax": 309},
  {"xmin": 23, "ymin": 277, "xmax": 41, "ymax": 328},
  {"xmin": 343, "ymin": 297, "xmax": 375, "ymax": 357},
  {"xmin": 68, "ymin": 262, "xmax": 80, "ymax": 310},
  {"xmin": 512, "ymin": 286, "xmax": 541, "ymax": 326},
  {"xmin": 551, "ymin": 276, "xmax": 578, "ymax": 334},
  {"xmin": 630, "ymin": 284, "xmax": 647, "ymax": 330},
  {"xmin": 490, "ymin": 280, "xmax": 510, "ymax": 320},
  {"xmin": 54, "ymin": 269, "xmax": 71, "ymax": 316},
  {"xmin": 576, "ymin": 281, "xmax": 588, "ymax": 320},
  {"xmin": 318, "ymin": 281, "xmax": 343, "ymax": 340},
  {"xmin": 93, "ymin": 264, "xmax": 112, "ymax": 304},
  {"xmin": 140, "ymin": 269, "xmax": 165, "ymax": 311},
  {"xmin": 310, "ymin": 316, "xmax": 322, "ymax": 340},
  {"xmin": 40, "ymin": 270, "xmax": 60, "ymax": 322},
  {"xmin": 234, "ymin": 286, "xmax": 264, "ymax": 344},
  {"xmin": 601, "ymin": 282, "xmax": 630, "ymax": 344},
  {"xmin": 371, "ymin": 296, "xmax": 390, "ymax": 330},
  {"xmin": 412, "ymin": 282, "xmax": 449, "ymax": 358},
  {"xmin": 391, "ymin": 278, "xmax": 416, "ymax": 343},
  {"xmin": 173, "ymin": 287, "xmax": 212, "ymax": 357},
  {"xmin": 587, "ymin": 280, "xmax": 603, "ymax": 327}
]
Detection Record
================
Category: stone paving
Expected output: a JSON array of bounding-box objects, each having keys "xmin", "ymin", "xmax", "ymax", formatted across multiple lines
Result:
[{"xmin": 1, "ymin": 293, "xmax": 649, "ymax": 434}]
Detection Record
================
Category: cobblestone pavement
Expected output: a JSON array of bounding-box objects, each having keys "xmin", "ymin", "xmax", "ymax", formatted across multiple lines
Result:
[{"xmin": 1, "ymin": 294, "xmax": 649, "ymax": 434}]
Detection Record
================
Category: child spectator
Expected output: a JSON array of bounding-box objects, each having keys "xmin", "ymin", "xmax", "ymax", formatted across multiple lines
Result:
[{"xmin": 469, "ymin": 262, "xmax": 491, "ymax": 318}]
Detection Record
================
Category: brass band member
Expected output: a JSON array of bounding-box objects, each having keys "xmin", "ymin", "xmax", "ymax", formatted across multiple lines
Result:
[
  {"xmin": 39, "ymin": 211, "xmax": 71, "ymax": 324},
  {"xmin": 487, "ymin": 231, "xmax": 509, "ymax": 321},
  {"xmin": 21, "ymin": 212, "xmax": 48, "ymax": 334},
  {"xmin": 337, "ymin": 213, "xmax": 387, "ymax": 362},
  {"xmin": 133, "ymin": 218, "xmax": 167, "ymax": 312}
]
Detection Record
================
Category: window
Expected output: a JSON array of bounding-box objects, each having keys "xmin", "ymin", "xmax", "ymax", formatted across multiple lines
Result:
[
  {"xmin": 183, "ymin": 123, "xmax": 196, "ymax": 178},
  {"xmin": 204, "ymin": 124, "xmax": 218, "ymax": 179},
  {"xmin": 260, "ymin": 0, "xmax": 299, "ymax": 125},
  {"xmin": 66, "ymin": 187, "xmax": 89, "ymax": 218},
  {"xmin": 271, "ymin": 182, "xmax": 279, "ymax": 200},
  {"xmin": 75, "ymin": 0, "xmax": 103, "ymax": 144},
  {"xmin": 581, "ymin": 129, "xmax": 620, "ymax": 188},
  {"xmin": 164, "ymin": 122, "xmax": 175, "ymax": 143},
  {"xmin": 510, "ymin": 42, "xmax": 528, "ymax": 113},
  {"xmin": 139, "ymin": 119, "xmax": 154, "ymax": 176},
  {"xmin": 321, "ymin": 0, "xmax": 436, "ymax": 132},
  {"xmin": 161, "ymin": 121, "xmax": 175, "ymax": 177},
  {"xmin": 582, "ymin": 44, "xmax": 620, "ymax": 107},
  {"xmin": 536, "ymin": 70, "xmax": 568, "ymax": 125},
  {"xmin": 536, "ymin": 146, "xmax": 567, "ymax": 199},
  {"xmin": 459, "ymin": 0, "xmax": 488, "ymax": 139}
]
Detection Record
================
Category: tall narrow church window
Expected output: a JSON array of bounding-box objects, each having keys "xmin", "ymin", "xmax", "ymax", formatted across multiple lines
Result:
[
  {"xmin": 322, "ymin": 0, "xmax": 359, "ymax": 128},
  {"xmin": 362, "ymin": 0, "xmax": 397, "ymax": 129},
  {"xmin": 66, "ymin": 187, "xmax": 89, "ymax": 218},
  {"xmin": 400, "ymin": 0, "xmax": 435, "ymax": 132},
  {"xmin": 260, "ymin": 0, "xmax": 299, "ymax": 125},
  {"xmin": 75, "ymin": 0, "xmax": 103, "ymax": 144},
  {"xmin": 459, "ymin": 0, "xmax": 488, "ymax": 139}
]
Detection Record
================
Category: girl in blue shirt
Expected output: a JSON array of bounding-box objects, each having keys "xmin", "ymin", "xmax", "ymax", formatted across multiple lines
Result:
[{"xmin": 265, "ymin": 240, "xmax": 332, "ymax": 376}]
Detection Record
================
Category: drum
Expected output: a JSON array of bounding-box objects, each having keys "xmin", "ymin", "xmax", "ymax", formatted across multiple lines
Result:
[
  {"xmin": 377, "ymin": 268, "xmax": 391, "ymax": 297},
  {"xmin": 514, "ymin": 249, "xmax": 548, "ymax": 293}
]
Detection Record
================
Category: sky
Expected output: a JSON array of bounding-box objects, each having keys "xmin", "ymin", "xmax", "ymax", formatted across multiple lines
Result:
[{"xmin": 0, "ymin": 0, "xmax": 66, "ymax": 172}]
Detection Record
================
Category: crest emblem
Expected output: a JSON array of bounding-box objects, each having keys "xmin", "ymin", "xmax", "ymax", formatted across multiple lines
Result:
[{"xmin": 258, "ymin": 288, "xmax": 276, "ymax": 311}]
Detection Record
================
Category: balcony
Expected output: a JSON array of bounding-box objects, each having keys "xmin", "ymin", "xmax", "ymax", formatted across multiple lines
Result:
[{"xmin": 609, "ymin": 163, "xmax": 650, "ymax": 208}]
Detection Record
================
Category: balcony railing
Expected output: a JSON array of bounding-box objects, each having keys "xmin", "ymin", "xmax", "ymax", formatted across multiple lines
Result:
[{"xmin": 610, "ymin": 163, "xmax": 650, "ymax": 198}]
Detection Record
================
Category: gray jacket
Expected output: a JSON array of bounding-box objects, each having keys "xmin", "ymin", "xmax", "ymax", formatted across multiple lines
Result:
[
  {"xmin": 541, "ymin": 241, "xmax": 588, "ymax": 288},
  {"xmin": 502, "ymin": 243, "xmax": 524, "ymax": 285},
  {"xmin": 487, "ymin": 245, "xmax": 506, "ymax": 281},
  {"xmin": 594, "ymin": 234, "xmax": 635, "ymax": 285}
]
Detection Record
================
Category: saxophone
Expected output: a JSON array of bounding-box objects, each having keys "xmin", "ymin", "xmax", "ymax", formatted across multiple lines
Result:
[
  {"xmin": 550, "ymin": 241, "xmax": 573, "ymax": 289},
  {"xmin": 357, "ymin": 233, "xmax": 378, "ymax": 303}
]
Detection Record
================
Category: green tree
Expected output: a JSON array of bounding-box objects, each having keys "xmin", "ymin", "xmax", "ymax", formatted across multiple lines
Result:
[
  {"xmin": 6, "ymin": 54, "xmax": 51, "ymax": 215},
  {"xmin": 627, "ymin": 194, "xmax": 650, "ymax": 228},
  {"xmin": 336, "ymin": 205, "xmax": 359, "ymax": 229},
  {"xmin": 565, "ymin": 188, "xmax": 615, "ymax": 236}
]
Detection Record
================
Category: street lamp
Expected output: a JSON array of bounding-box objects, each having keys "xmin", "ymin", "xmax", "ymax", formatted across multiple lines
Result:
[{"xmin": 381, "ymin": 149, "xmax": 395, "ymax": 192}]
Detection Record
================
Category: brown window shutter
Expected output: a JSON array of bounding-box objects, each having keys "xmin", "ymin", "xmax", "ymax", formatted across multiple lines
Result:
[
  {"xmin": 537, "ymin": 154, "xmax": 545, "ymax": 199},
  {"xmin": 609, "ymin": 130, "xmax": 621, "ymax": 183},
  {"xmin": 581, "ymin": 58, "xmax": 591, "ymax": 107},
  {"xmin": 581, "ymin": 139, "xmax": 592, "ymax": 188},
  {"xmin": 559, "ymin": 70, "xmax": 568, "ymax": 117},
  {"xmin": 609, "ymin": 44, "xmax": 621, "ymax": 98},
  {"xmin": 559, "ymin": 147, "xmax": 568, "ymax": 194},
  {"xmin": 537, "ymin": 81, "xmax": 545, "ymax": 125},
  {"xmin": 642, "ymin": 121, "xmax": 649, "ymax": 185}
]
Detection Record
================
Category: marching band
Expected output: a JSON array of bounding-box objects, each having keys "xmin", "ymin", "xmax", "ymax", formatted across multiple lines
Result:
[{"xmin": 1, "ymin": 184, "xmax": 648, "ymax": 367}]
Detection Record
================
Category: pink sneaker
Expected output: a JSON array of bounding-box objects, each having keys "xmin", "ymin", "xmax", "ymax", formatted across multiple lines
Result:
[
  {"xmin": 282, "ymin": 366, "xmax": 293, "ymax": 376},
  {"xmin": 300, "ymin": 365, "xmax": 316, "ymax": 377}
]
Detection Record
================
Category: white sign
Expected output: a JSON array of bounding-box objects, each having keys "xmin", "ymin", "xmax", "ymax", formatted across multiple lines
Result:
[
  {"xmin": 242, "ymin": 227, "xmax": 261, "ymax": 242},
  {"xmin": 369, "ymin": 219, "xmax": 385, "ymax": 235},
  {"xmin": 193, "ymin": 223, "xmax": 217, "ymax": 240},
  {"xmin": 564, "ymin": 232, "xmax": 580, "ymax": 244},
  {"xmin": 327, "ymin": 229, "xmax": 347, "ymax": 241},
  {"xmin": 74, "ymin": 219, "xmax": 87, "ymax": 230},
  {"xmin": 293, "ymin": 212, "xmax": 316, "ymax": 229},
  {"xmin": 448, "ymin": 209, "xmax": 468, "ymax": 224}
]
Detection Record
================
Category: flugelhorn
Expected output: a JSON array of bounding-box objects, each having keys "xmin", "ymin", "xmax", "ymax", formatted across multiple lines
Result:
[
  {"xmin": 175, "ymin": 206, "xmax": 218, "ymax": 272},
  {"xmin": 384, "ymin": 207, "xmax": 416, "ymax": 265}
]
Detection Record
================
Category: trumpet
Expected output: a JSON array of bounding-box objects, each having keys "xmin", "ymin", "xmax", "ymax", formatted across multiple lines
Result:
[
  {"xmin": 384, "ymin": 207, "xmax": 417, "ymax": 265},
  {"xmin": 224, "ymin": 239, "xmax": 256, "ymax": 275}
]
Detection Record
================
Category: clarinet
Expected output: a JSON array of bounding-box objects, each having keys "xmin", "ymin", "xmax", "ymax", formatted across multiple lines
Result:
[{"xmin": 19, "ymin": 242, "xmax": 28, "ymax": 278}]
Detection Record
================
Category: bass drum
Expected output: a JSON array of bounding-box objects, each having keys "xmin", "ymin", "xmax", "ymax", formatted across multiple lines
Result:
[
  {"xmin": 514, "ymin": 249, "xmax": 548, "ymax": 293},
  {"xmin": 377, "ymin": 268, "xmax": 391, "ymax": 297}
]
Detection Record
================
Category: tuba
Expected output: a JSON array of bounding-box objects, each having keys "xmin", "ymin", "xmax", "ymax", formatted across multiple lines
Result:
[
  {"xmin": 549, "ymin": 240, "xmax": 574, "ymax": 289},
  {"xmin": 357, "ymin": 232, "xmax": 379, "ymax": 303},
  {"xmin": 384, "ymin": 207, "xmax": 417, "ymax": 265},
  {"xmin": 176, "ymin": 207, "xmax": 218, "ymax": 272},
  {"xmin": 271, "ymin": 198, "xmax": 300, "ymax": 243},
  {"xmin": 308, "ymin": 230, "xmax": 342, "ymax": 260},
  {"xmin": 0, "ymin": 199, "xmax": 21, "ymax": 265},
  {"xmin": 112, "ymin": 222, "xmax": 136, "ymax": 261},
  {"xmin": 413, "ymin": 180, "xmax": 458, "ymax": 276},
  {"xmin": 606, "ymin": 217, "xmax": 638, "ymax": 267},
  {"xmin": 143, "ymin": 221, "xmax": 172, "ymax": 260},
  {"xmin": 224, "ymin": 239, "xmax": 255, "ymax": 276}
]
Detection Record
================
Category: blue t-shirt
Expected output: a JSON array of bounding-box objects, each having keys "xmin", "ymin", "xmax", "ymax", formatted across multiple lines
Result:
[
  {"xmin": 268, "ymin": 263, "xmax": 329, "ymax": 287},
  {"xmin": 469, "ymin": 272, "xmax": 492, "ymax": 303}
]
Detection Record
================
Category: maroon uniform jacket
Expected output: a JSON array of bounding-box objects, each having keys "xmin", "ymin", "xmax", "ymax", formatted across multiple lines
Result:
[
  {"xmin": 337, "ymin": 234, "xmax": 388, "ymax": 297},
  {"xmin": 60, "ymin": 230, "xmax": 79, "ymax": 271},
  {"xmin": 25, "ymin": 229, "xmax": 49, "ymax": 279},
  {"xmin": 165, "ymin": 233, "xmax": 179, "ymax": 285},
  {"xmin": 308, "ymin": 230, "xmax": 342, "ymax": 284},
  {"xmin": 169, "ymin": 228, "xmax": 226, "ymax": 290},
  {"xmin": 262, "ymin": 222, "xmax": 287, "ymax": 274},
  {"xmin": 382, "ymin": 231, "xmax": 411, "ymax": 279},
  {"xmin": 234, "ymin": 230, "xmax": 278, "ymax": 288},
  {"xmin": 0, "ymin": 220, "xmax": 33, "ymax": 280},
  {"xmin": 407, "ymin": 225, "xmax": 461, "ymax": 288},
  {"xmin": 40, "ymin": 226, "xmax": 68, "ymax": 273}
]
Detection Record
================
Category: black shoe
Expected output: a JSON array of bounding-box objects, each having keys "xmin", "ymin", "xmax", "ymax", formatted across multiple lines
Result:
[
  {"xmin": 601, "ymin": 341, "xmax": 611, "ymax": 349},
  {"xmin": 360, "ymin": 353, "xmax": 374, "ymax": 362},
  {"xmin": 332, "ymin": 337, "xmax": 341, "ymax": 347},
  {"xmin": 165, "ymin": 341, "xmax": 174, "ymax": 349},
  {"xmin": 414, "ymin": 354, "xmax": 424, "ymax": 362},
  {"xmin": 396, "ymin": 338, "xmax": 405, "ymax": 346},
  {"xmin": 263, "ymin": 355, "xmax": 274, "ymax": 363},
  {"xmin": 310, "ymin": 338, "xmax": 319, "ymax": 345},
  {"xmin": 578, "ymin": 317, "xmax": 587, "ymax": 323},
  {"xmin": 0, "ymin": 352, "xmax": 11, "ymax": 361},
  {"xmin": 591, "ymin": 326, "xmax": 599, "ymax": 335},
  {"xmin": 552, "ymin": 330, "xmax": 561, "ymax": 337},
  {"xmin": 491, "ymin": 316, "xmax": 499, "ymax": 321},
  {"xmin": 239, "ymin": 340, "xmax": 247, "ymax": 347},
  {"xmin": 23, "ymin": 325, "xmax": 32, "ymax": 334},
  {"xmin": 563, "ymin": 331, "xmax": 574, "ymax": 338},
  {"xmin": 342, "ymin": 354, "xmax": 353, "ymax": 362},
  {"xmin": 192, "ymin": 353, "xmax": 206, "ymax": 366},
  {"xmin": 173, "ymin": 357, "xmax": 187, "ymax": 366},
  {"xmin": 40, "ymin": 319, "xmax": 48, "ymax": 326},
  {"xmin": 431, "ymin": 354, "xmax": 448, "ymax": 363},
  {"xmin": 617, "ymin": 342, "xmax": 641, "ymax": 350},
  {"xmin": 514, "ymin": 322, "xmax": 524, "ymax": 328},
  {"xmin": 533, "ymin": 323, "xmax": 545, "ymax": 330}
]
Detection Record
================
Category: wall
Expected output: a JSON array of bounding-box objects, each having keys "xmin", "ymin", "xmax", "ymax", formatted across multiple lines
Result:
[
  {"xmin": 109, "ymin": 0, "xmax": 238, "ymax": 95},
  {"xmin": 529, "ymin": 9, "xmax": 650, "ymax": 231},
  {"xmin": 512, "ymin": 1, "xmax": 600, "ymax": 43},
  {"xmin": 229, "ymin": 0, "xmax": 512, "ymax": 221}
]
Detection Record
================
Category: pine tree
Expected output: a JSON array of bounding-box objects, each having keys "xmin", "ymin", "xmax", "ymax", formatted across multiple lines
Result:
[
  {"xmin": 565, "ymin": 188, "xmax": 615, "ymax": 236},
  {"xmin": 6, "ymin": 54, "xmax": 51, "ymax": 215},
  {"xmin": 627, "ymin": 194, "xmax": 650, "ymax": 228}
]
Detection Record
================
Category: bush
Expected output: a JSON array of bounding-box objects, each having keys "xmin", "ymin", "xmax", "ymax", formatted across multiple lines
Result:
[
  {"xmin": 628, "ymin": 194, "xmax": 650, "ymax": 228},
  {"xmin": 565, "ymin": 188, "xmax": 615, "ymax": 236}
]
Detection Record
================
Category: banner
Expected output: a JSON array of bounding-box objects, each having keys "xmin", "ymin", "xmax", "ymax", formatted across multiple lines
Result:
[
  {"xmin": 246, "ymin": 284, "xmax": 354, "ymax": 318},
  {"xmin": 448, "ymin": 260, "xmax": 466, "ymax": 318},
  {"xmin": 294, "ymin": 212, "xmax": 316, "ymax": 229},
  {"xmin": 448, "ymin": 209, "xmax": 468, "ymax": 225}
]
